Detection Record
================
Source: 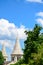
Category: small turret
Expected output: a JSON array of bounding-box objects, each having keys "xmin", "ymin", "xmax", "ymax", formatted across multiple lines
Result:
[
  {"xmin": 2, "ymin": 44, "xmax": 8, "ymax": 61},
  {"xmin": 11, "ymin": 34, "xmax": 23, "ymax": 62}
]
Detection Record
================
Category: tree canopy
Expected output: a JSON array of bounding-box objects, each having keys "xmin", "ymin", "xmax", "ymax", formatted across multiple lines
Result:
[
  {"xmin": 11, "ymin": 24, "xmax": 43, "ymax": 65},
  {"xmin": 23, "ymin": 24, "xmax": 43, "ymax": 65},
  {"xmin": 0, "ymin": 51, "xmax": 4, "ymax": 65}
]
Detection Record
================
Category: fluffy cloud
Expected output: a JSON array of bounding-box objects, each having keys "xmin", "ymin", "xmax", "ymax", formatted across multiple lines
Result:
[
  {"xmin": 0, "ymin": 19, "xmax": 27, "ymax": 49},
  {"xmin": 0, "ymin": 39, "xmax": 13, "ymax": 49},
  {"xmin": 36, "ymin": 12, "xmax": 43, "ymax": 17},
  {"xmin": 0, "ymin": 19, "xmax": 27, "ymax": 40},
  {"xmin": 36, "ymin": 12, "xmax": 43, "ymax": 26},
  {"xmin": 36, "ymin": 18, "xmax": 43, "ymax": 26},
  {"xmin": 26, "ymin": 0, "xmax": 43, "ymax": 3}
]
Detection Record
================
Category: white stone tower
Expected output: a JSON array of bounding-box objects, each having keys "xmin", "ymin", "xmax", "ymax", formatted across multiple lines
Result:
[
  {"xmin": 2, "ymin": 44, "xmax": 8, "ymax": 61},
  {"xmin": 11, "ymin": 35, "xmax": 23, "ymax": 62}
]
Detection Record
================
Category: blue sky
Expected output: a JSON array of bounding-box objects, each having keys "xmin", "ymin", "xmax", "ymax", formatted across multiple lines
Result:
[
  {"xmin": 0, "ymin": 0, "xmax": 43, "ymax": 28},
  {"xmin": 0, "ymin": 0, "xmax": 43, "ymax": 60}
]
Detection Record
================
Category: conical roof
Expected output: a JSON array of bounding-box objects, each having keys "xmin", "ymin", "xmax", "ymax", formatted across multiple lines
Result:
[
  {"xmin": 2, "ymin": 44, "xmax": 7, "ymax": 58},
  {"xmin": 12, "ymin": 36, "xmax": 23, "ymax": 55}
]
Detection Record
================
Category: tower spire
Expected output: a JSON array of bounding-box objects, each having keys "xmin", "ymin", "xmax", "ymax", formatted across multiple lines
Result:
[
  {"xmin": 12, "ymin": 31, "xmax": 23, "ymax": 55},
  {"xmin": 2, "ymin": 43, "xmax": 8, "ymax": 61},
  {"xmin": 11, "ymin": 31, "xmax": 23, "ymax": 62}
]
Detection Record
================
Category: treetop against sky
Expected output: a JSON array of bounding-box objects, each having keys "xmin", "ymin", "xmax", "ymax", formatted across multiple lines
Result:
[{"xmin": 0, "ymin": 0, "xmax": 43, "ymax": 60}]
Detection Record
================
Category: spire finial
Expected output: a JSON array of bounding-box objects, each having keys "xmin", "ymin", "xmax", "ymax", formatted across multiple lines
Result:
[{"xmin": 16, "ymin": 29, "xmax": 19, "ymax": 40}]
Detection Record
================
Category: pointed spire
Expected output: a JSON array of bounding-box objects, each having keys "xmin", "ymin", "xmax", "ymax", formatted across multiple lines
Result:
[
  {"xmin": 12, "ymin": 31, "xmax": 23, "ymax": 55},
  {"xmin": 2, "ymin": 44, "xmax": 8, "ymax": 60}
]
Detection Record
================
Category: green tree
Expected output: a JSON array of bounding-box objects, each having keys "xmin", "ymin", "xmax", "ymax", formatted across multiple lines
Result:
[
  {"xmin": 23, "ymin": 24, "xmax": 43, "ymax": 64},
  {"xmin": 11, "ymin": 24, "xmax": 43, "ymax": 65},
  {"xmin": 0, "ymin": 51, "xmax": 4, "ymax": 65}
]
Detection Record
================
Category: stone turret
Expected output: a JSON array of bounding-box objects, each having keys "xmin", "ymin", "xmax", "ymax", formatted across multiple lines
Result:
[
  {"xmin": 2, "ymin": 44, "xmax": 8, "ymax": 61},
  {"xmin": 11, "ymin": 36, "xmax": 23, "ymax": 62}
]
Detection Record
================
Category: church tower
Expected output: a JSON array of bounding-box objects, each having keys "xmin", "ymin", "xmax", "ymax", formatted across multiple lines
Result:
[
  {"xmin": 2, "ymin": 44, "xmax": 8, "ymax": 61},
  {"xmin": 11, "ymin": 35, "xmax": 23, "ymax": 62}
]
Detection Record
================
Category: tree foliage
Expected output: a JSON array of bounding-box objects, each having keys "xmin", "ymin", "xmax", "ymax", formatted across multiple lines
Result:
[
  {"xmin": 23, "ymin": 24, "xmax": 43, "ymax": 65},
  {"xmin": 0, "ymin": 51, "xmax": 4, "ymax": 65},
  {"xmin": 11, "ymin": 24, "xmax": 43, "ymax": 65}
]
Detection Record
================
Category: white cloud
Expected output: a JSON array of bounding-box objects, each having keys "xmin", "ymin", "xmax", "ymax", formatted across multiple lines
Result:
[
  {"xmin": 0, "ymin": 40, "xmax": 12, "ymax": 49},
  {"xmin": 26, "ymin": 0, "xmax": 43, "ymax": 3},
  {"xmin": 36, "ymin": 18, "xmax": 43, "ymax": 26},
  {"xmin": 0, "ymin": 40, "xmax": 15, "ymax": 51},
  {"xmin": 0, "ymin": 18, "xmax": 27, "ymax": 49},
  {"xmin": 36, "ymin": 12, "xmax": 43, "ymax": 17},
  {"xmin": 0, "ymin": 19, "xmax": 27, "ymax": 40},
  {"xmin": 36, "ymin": 12, "xmax": 43, "ymax": 26}
]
